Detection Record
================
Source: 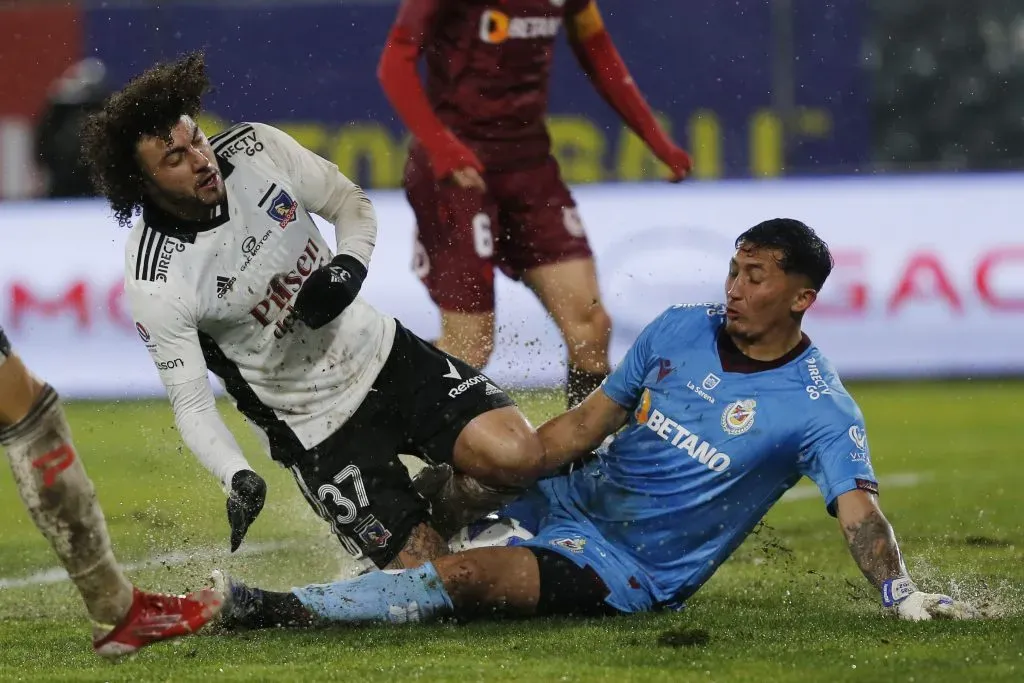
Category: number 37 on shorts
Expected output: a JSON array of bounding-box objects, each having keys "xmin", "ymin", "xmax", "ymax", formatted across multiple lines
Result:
[{"xmin": 314, "ymin": 465, "xmax": 394, "ymax": 551}]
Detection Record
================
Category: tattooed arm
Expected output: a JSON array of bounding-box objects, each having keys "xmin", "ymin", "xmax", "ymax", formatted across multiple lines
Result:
[
  {"xmin": 834, "ymin": 489, "xmax": 907, "ymax": 591},
  {"xmin": 834, "ymin": 489, "xmax": 979, "ymax": 620}
]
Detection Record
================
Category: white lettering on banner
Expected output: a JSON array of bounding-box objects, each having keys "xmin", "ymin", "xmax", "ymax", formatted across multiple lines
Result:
[{"xmin": 2, "ymin": 174, "xmax": 1024, "ymax": 398}]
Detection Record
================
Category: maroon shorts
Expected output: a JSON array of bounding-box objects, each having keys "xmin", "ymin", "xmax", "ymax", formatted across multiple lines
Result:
[{"xmin": 404, "ymin": 144, "xmax": 593, "ymax": 313}]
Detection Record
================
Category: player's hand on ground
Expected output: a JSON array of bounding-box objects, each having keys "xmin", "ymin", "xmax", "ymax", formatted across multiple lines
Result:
[
  {"xmin": 291, "ymin": 254, "xmax": 368, "ymax": 329},
  {"xmin": 226, "ymin": 469, "xmax": 267, "ymax": 552},
  {"xmin": 660, "ymin": 145, "xmax": 693, "ymax": 183},
  {"xmin": 892, "ymin": 591, "xmax": 981, "ymax": 621},
  {"xmin": 451, "ymin": 166, "xmax": 486, "ymax": 191}
]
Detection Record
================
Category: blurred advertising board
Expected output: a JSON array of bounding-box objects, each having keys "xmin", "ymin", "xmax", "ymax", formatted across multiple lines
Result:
[
  {"xmin": 0, "ymin": 0, "xmax": 868, "ymax": 197},
  {"xmin": 2, "ymin": 173, "xmax": 1021, "ymax": 399}
]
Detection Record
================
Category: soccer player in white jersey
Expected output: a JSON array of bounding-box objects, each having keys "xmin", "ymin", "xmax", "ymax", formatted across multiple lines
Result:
[
  {"xmin": 0, "ymin": 328, "xmax": 222, "ymax": 657},
  {"xmin": 80, "ymin": 53, "xmax": 548, "ymax": 571}
]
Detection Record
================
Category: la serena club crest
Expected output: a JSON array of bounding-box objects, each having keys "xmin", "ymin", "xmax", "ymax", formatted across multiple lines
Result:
[{"xmin": 721, "ymin": 399, "xmax": 757, "ymax": 435}]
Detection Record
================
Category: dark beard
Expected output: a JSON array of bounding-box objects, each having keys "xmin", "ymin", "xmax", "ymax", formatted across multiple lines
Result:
[{"xmin": 156, "ymin": 186, "xmax": 220, "ymax": 221}]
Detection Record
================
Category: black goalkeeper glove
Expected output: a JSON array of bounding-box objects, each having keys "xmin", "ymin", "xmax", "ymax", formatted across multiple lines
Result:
[
  {"xmin": 291, "ymin": 253, "xmax": 367, "ymax": 330},
  {"xmin": 226, "ymin": 469, "xmax": 267, "ymax": 553}
]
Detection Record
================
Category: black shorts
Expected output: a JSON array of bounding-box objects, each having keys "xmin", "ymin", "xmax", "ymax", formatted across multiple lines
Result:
[
  {"xmin": 531, "ymin": 547, "xmax": 620, "ymax": 617},
  {"xmin": 290, "ymin": 321, "xmax": 516, "ymax": 568},
  {"xmin": 0, "ymin": 326, "xmax": 10, "ymax": 364}
]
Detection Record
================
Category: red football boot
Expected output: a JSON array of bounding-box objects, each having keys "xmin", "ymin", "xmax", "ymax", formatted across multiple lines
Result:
[{"xmin": 93, "ymin": 586, "xmax": 223, "ymax": 659}]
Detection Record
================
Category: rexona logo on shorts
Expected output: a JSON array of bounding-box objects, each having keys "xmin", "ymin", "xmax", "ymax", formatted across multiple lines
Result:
[
  {"xmin": 448, "ymin": 374, "xmax": 488, "ymax": 398},
  {"xmin": 634, "ymin": 389, "xmax": 732, "ymax": 472}
]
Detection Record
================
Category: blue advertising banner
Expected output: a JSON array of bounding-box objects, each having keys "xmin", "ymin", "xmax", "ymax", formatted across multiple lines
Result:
[{"xmin": 83, "ymin": 0, "xmax": 868, "ymax": 188}]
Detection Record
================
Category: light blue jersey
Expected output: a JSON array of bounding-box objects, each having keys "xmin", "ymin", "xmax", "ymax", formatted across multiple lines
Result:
[{"xmin": 511, "ymin": 304, "xmax": 877, "ymax": 612}]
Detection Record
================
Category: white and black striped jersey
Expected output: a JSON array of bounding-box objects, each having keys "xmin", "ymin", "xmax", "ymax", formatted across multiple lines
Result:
[{"xmin": 124, "ymin": 122, "xmax": 393, "ymax": 478}]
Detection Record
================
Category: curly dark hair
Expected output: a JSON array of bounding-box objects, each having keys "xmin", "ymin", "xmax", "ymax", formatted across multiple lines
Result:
[{"xmin": 81, "ymin": 51, "xmax": 212, "ymax": 227}]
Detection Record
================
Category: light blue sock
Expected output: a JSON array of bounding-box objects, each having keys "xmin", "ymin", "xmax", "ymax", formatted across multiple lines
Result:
[{"xmin": 291, "ymin": 562, "xmax": 455, "ymax": 624}]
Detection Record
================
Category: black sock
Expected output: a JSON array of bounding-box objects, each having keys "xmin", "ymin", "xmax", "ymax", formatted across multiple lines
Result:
[
  {"xmin": 251, "ymin": 589, "xmax": 318, "ymax": 629},
  {"xmin": 566, "ymin": 364, "xmax": 608, "ymax": 409}
]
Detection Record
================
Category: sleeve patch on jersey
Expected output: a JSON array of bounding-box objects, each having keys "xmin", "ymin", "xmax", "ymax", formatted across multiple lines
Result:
[
  {"xmin": 209, "ymin": 122, "xmax": 252, "ymax": 148},
  {"xmin": 856, "ymin": 478, "xmax": 879, "ymax": 495},
  {"xmin": 212, "ymin": 124, "xmax": 260, "ymax": 161},
  {"xmin": 135, "ymin": 227, "xmax": 186, "ymax": 282}
]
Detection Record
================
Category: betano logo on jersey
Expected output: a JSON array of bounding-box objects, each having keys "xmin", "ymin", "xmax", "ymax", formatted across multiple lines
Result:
[
  {"xmin": 634, "ymin": 389, "xmax": 732, "ymax": 473},
  {"xmin": 479, "ymin": 10, "xmax": 561, "ymax": 44}
]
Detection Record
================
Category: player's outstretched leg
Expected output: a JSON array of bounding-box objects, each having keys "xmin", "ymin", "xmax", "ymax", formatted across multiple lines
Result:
[
  {"xmin": 0, "ymin": 341, "xmax": 221, "ymax": 658},
  {"xmin": 211, "ymin": 545, "xmax": 617, "ymax": 630},
  {"xmin": 211, "ymin": 547, "xmax": 524, "ymax": 630}
]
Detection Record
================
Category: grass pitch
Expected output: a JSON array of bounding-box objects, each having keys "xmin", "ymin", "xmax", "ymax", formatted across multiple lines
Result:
[{"xmin": 1, "ymin": 382, "xmax": 1022, "ymax": 682}]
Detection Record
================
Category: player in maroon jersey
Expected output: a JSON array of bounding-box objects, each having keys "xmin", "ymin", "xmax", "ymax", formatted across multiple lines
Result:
[{"xmin": 378, "ymin": 0, "xmax": 691, "ymax": 409}]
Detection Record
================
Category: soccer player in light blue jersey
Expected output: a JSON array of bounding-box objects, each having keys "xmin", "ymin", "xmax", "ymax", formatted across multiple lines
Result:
[{"xmin": 211, "ymin": 218, "xmax": 978, "ymax": 628}]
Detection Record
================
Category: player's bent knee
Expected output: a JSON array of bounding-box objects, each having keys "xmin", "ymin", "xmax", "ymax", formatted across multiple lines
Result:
[
  {"xmin": 570, "ymin": 303, "xmax": 612, "ymax": 347},
  {"xmin": 563, "ymin": 304, "xmax": 612, "ymax": 373},
  {"xmin": 489, "ymin": 429, "xmax": 545, "ymax": 485},
  {"xmin": 480, "ymin": 422, "xmax": 544, "ymax": 485},
  {"xmin": 453, "ymin": 408, "xmax": 545, "ymax": 486}
]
